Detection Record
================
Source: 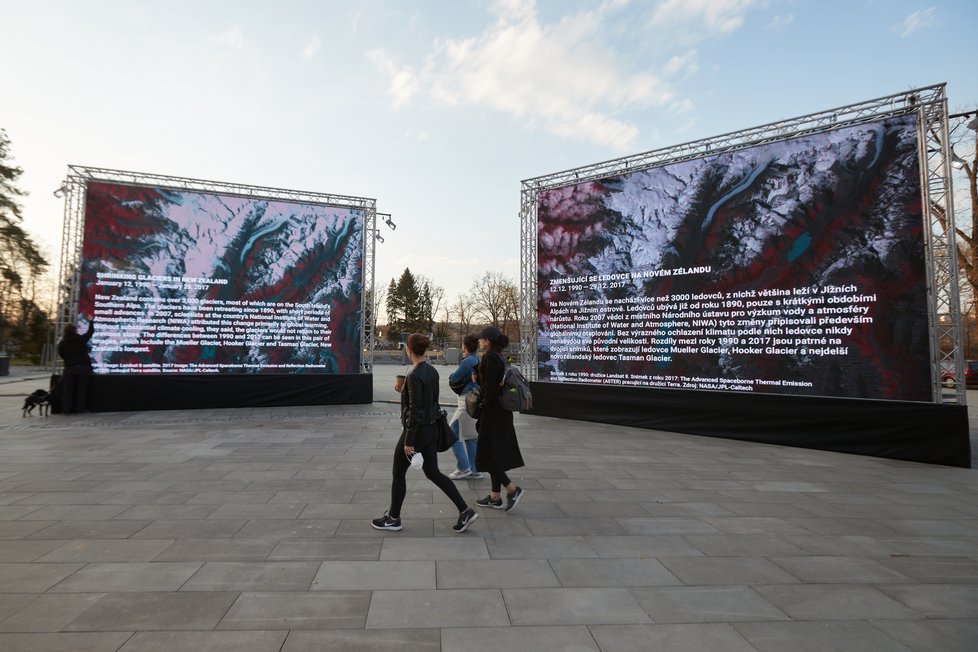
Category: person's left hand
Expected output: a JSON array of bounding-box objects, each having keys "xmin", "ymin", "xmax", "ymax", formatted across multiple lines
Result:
[{"xmin": 403, "ymin": 445, "xmax": 415, "ymax": 457}]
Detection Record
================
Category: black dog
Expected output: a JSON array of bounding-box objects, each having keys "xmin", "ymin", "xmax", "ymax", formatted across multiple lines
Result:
[{"xmin": 22, "ymin": 389, "xmax": 51, "ymax": 417}]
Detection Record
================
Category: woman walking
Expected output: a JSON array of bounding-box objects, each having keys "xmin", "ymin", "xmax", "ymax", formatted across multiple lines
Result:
[
  {"xmin": 372, "ymin": 333, "xmax": 478, "ymax": 533},
  {"xmin": 474, "ymin": 327, "xmax": 526, "ymax": 512},
  {"xmin": 447, "ymin": 333, "xmax": 482, "ymax": 480}
]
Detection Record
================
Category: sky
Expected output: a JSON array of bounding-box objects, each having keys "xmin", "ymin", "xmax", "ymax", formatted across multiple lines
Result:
[{"xmin": 2, "ymin": 0, "xmax": 976, "ymax": 310}]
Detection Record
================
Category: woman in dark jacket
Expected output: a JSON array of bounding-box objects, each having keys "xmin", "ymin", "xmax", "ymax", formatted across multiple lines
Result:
[
  {"xmin": 474, "ymin": 327, "xmax": 526, "ymax": 512},
  {"xmin": 372, "ymin": 333, "xmax": 478, "ymax": 533}
]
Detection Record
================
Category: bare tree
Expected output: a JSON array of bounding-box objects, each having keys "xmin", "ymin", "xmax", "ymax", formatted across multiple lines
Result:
[
  {"xmin": 931, "ymin": 109, "xmax": 978, "ymax": 355},
  {"xmin": 449, "ymin": 292, "xmax": 476, "ymax": 344},
  {"xmin": 469, "ymin": 271, "xmax": 519, "ymax": 341},
  {"xmin": 365, "ymin": 283, "xmax": 387, "ymax": 344}
]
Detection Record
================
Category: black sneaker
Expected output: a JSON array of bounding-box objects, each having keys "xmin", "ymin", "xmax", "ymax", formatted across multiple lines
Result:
[
  {"xmin": 475, "ymin": 494, "xmax": 504, "ymax": 509},
  {"xmin": 371, "ymin": 511, "xmax": 402, "ymax": 531},
  {"xmin": 504, "ymin": 486, "xmax": 525, "ymax": 512},
  {"xmin": 452, "ymin": 507, "xmax": 478, "ymax": 533}
]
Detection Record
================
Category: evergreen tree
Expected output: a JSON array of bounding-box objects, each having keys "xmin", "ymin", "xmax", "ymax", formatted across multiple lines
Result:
[
  {"xmin": 395, "ymin": 267, "xmax": 420, "ymax": 334},
  {"xmin": 385, "ymin": 278, "xmax": 402, "ymax": 342},
  {"xmin": 0, "ymin": 129, "xmax": 48, "ymax": 355},
  {"xmin": 418, "ymin": 280, "xmax": 433, "ymax": 334}
]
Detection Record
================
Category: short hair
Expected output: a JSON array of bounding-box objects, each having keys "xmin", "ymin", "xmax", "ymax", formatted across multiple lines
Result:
[
  {"xmin": 63, "ymin": 324, "xmax": 78, "ymax": 337},
  {"xmin": 406, "ymin": 333, "xmax": 431, "ymax": 356},
  {"xmin": 462, "ymin": 333, "xmax": 479, "ymax": 354}
]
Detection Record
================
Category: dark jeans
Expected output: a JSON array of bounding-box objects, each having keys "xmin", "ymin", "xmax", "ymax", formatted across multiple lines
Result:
[
  {"xmin": 389, "ymin": 430, "xmax": 467, "ymax": 518},
  {"xmin": 62, "ymin": 364, "xmax": 92, "ymax": 414}
]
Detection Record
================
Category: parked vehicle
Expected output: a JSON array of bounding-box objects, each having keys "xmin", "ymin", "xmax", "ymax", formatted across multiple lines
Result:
[{"xmin": 966, "ymin": 360, "xmax": 978, "ymax": 387}]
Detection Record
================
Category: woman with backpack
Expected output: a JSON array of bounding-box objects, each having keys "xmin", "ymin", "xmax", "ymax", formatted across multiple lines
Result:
[{"xmin": 473, "ymin": 326, "xmax": 526, "ymax": 512}]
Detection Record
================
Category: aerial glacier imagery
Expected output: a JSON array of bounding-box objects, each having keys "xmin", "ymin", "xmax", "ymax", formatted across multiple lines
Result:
[
  {"xmin": 536, "ymin": 113, "xmax": 931, "ymax": 401},
  {"xmin": 79, "ymin": 182, "xmax": 364, "ymax": 375}
]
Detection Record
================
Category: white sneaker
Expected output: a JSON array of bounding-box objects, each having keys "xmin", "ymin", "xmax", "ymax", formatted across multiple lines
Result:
[
  {"xmin": 448, "ymin": 469, "xmax": 472, "ymax": 480},
  {"xmin": 469, "ymin": 472, "xmax": 484, "ymax": 479}
]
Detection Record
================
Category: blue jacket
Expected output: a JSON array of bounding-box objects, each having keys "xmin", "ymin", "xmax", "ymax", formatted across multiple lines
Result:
[{"xmin": 449, "ymin": 352, "xmax": 479, "ymax": 394}]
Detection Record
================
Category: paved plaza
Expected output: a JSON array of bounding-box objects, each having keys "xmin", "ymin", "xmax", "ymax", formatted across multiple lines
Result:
[{"xmin": 0, "ymin": 364, "xmax": 976, "ymax": 651}]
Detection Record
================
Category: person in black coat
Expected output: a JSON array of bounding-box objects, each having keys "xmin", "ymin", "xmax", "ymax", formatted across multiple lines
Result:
[
  {"xmin": 371, "ymin": 333, "xmax": 478, "ymax": 534},
  {"xmin": 474, "ymin": 326, "xmax": 526, "ymax": 512},
  {"xmin": 56, "ymin": 317, "xmax": 95, "ymax": 414}
]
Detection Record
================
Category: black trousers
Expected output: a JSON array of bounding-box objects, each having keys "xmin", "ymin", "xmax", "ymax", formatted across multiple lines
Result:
[
  {"xmin": 389, "ymin": 430, "xmax": 467, "ymax": 518},
  {"xmin": 62, "ymin": 365, "xmax": 91, "ymax": 414}
]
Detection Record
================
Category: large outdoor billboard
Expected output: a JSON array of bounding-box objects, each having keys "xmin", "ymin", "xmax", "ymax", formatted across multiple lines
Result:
[
  {"xmin": 537, "ymin": 113, "xmax": 930, "ymax": 402},
  {"xmin": 78, "ymin": 182, "xmax": 364, "ymax": 374}
]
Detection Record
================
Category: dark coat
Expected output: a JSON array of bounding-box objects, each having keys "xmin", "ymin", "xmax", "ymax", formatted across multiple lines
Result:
[
  {"xmin": 57, "ymin": 323, "xmax": 95, "ymax": 368},
  {"xmin": 401, "ymin": 361, "xmax": 440, "ymax": 448},
  {"xmin": 475, "ymin": 350, "xmax": 525, "ymax": 473}
]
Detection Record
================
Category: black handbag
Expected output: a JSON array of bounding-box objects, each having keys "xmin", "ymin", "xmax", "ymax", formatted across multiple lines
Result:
[
  {"xmin": 448, "ymin": 375, "xmax": 468, "ymax": 395},
  {"xmin": 434, "ymin": 409, "xmax": 457, "ymax": 452},
  {"xmin": 464, "ymin": 385, "xmax": 483, "ymax": 419}
]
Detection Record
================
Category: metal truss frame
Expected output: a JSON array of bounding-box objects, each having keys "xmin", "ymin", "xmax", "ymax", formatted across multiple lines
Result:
[
  {"xmin": 54, "ymin": 165, "xmax": 377, "ymax": 374},
  {"xmin": 520, "ymin": 83, "xmax": 963, "ymax": 404}
]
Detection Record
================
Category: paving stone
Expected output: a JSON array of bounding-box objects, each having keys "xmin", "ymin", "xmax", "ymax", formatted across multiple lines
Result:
[
  {"xmin": 584, "ymin": 534, "xmax": 704, "ymax": 558},
  {"xmin": 630, "ymin": 586, "xmax": 788, "ymax": 623},
  {"xmin": 366, "ymin": 589, "xmax": 509, "ymax": 628},
  {"xmin": 281, "ymin": 628, "xmax": 440, "ymax": 651},
  {"xmin": 36, "ymin": 540, "xmax": 174, "ymax": 563},
  {"xmin": 0, "ymin": 593, "xmax": 105, "ymax": 632},
  {"xmin": 27, "ymin": 520, "xmax": 151, "ymax": 540},
  {"xmin": 618, "ymin": 517, "xmax": 722, "ymax": 535},
  {"xmin": 549, "ymin": 558, "xmax": 680, "ymax": 587},
  {"xmin": 0, "ymin": 562, "xmax": 84, "ymax": 592},
  {"xmin": 876, "ymin": 583, "xmax": 978, "ymax": 618},
  {"xmin": 17, "ymin": 505, "xmax": 129, "ymax": 521},
  {"xmin": 0, "ymin": 521, "xmax": 53, "ymax": 539},
  {"xmin": 132, "ymin": 519, "xmax": 246, "ymax": 539},
  {"xmin": 436, "ymin": 559, "xmax": 560, "ymax": 589},
  {"xmin": 768, "ymin": 556, "xmax": 912, "ymax": 583},
  {"xmin": 0, "ymin": 632, "xmax": 134, "ymax": 652},
  {"xmin": 442, "ymin": 625, "xmax": 599, "ymax": 651},
  {"xmin": 231, "ymin": 519, "xmax": 341, "ymax": 540},
  {"xmin": 876, "ymin": 556, "xmax": 978, "ymax": 584},
  {"xmin": 0, "ymin": 540, "xmax": 66, "ymax": 562},
  {"xmin": 485, "ymin": 535, "xmax": 598, "ymax": 559},
  {"xmin": 152, "ymin": 539, "xmax": 274, "ymax": 562},
  {"xmin": 311, "ymin": 561, "xmax": 435, "ymax": 590},
  {"xmin": 524, "ymin": 517, "xmax": 628, "ymax": 536},
  {"xmin": 268, "ymin": 538, "xmax": 382, "ymax": 561},
  {"xmin": 218, "ymin": 591, "xmax": 370, "ymax": 629},
  {"xmin": 119, "ymin": 630, "xmax": 287, "ymax": 651},
  {"xmin": 732, "ymin": 620, "xmax": 914, "ymax": 652},
  {"xmin": 0, "ymin": 594, "xmax": 37, "ymax": 623},
  {"xmin": 752, "ymin": 584, "xmax": 919, "ymax": 620},
  {"xmin": 206, "ymin": 504, "xmax": 305, "ymax": 520},
  {"xmin": 181, "ymin": 561, "xmax": 319, "ymax": 591},
  {"xmin": 589, "ymin": 623, "xmax": 757, "ymax": 652},
  {"xmin": 50, "ymin": 562, "xmax": 202, "ymax": 592},
  {"xmin": 502, "ymin": 587, "xmax": 651, "ymax": 625},
  {"xmin": 379, "ymin": 536, "xmax": 489, "ymax": 560},
  {"xmin": 873, "ymin": 618, "xmax": 978, "ymax": 652},
  {"xmin": 115, "ymin": 505, "xmax": 220, "ymax": 520},
  {"xmin": 659, "ymin": 556, "xmax": 802, "ymax": 585},
  {"xmin": 63, "ymin": 592, "xmax": 238, "ymax": 631}
]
